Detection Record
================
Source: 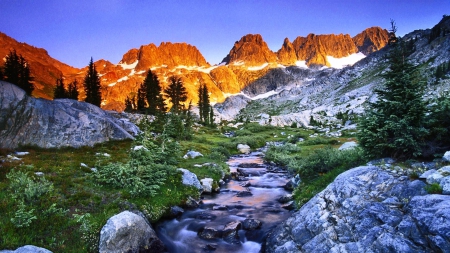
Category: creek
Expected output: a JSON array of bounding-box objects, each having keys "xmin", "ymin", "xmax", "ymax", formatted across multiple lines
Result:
[{"xmin": 156, "ymin": 149, "xmax": 293, "ymax": 252}]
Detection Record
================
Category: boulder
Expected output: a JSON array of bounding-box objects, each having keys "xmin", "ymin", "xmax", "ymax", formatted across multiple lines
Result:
[
  {"xmin": 222, "ymin": 221, "xmax": 242, "ymax": 244},
  {"xmin": 178, "ymin": 168, "xmax": 203, "ymax": 192},
  {"xmin": 338, "ymin": 141, "xmax": 358, "ymax": 150},
  {"xmin": 198, "ymin": 226, "xmax": 222, "ymax": 240},
  {"xmin": 99, "ymin": 211, "xmax": 164, "ymax": 253},
  {"xmin": 237, "ymin": 144, "xmax": 251, "ymax": 154},
  {"xmin": 284, "ymin": 174, "xmax": 301, "ymax": 191},
  {"xmin": 200, "ymin": 178, "xmax": 214, "ymax": 193},
  {"xmin": 427, "ymin": 172, "xmax": 444, "ymax": 184},
  {"xmin": 419, "ymin": 169, "xmax": 437, "ymax": 179},
  {"xmin": 440, "ymin": 177, "xmax": 450, "ymax": 195},
  {"xmin": 278, "ymin": 194, "xmax": 293, "ymax": 203},
  {"xmin": 236, "ymin": 190, "xmax": 253, "ymax": 197},
  {"xmin": 169, "ymin": 206, "xmax": 184, "ymax": 218},
  {"xmin": 0, "ymin": 245, "xmax": 52, "ymax": 253},
  {"xmin": 185, "ymin": 196, "xmax": 200, "ymax": 209},
  {"xmin": 437, "ymin": 166, "xmax": 450, "ymax": 176},
  {"xmin": 183, "ymin": 150, "xmax": 203, "ymax": 159},
  {"xmin": 0, "ymin": 81, "xmax": 136, "ymax": 149},
  {"xmin": 265, "ymin": 166, "xmax": 448, "ymax": 253},
  {"xmin": 443, "ymin": 151, "xmax": 450, "ymax": 162},
  {"xmin": 242, "ymin": 218, "xmax": 262, "ymax": 230}
]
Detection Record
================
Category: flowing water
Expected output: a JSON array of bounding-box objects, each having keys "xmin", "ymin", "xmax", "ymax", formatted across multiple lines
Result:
[{"xmin": 156, "ymin": 150, "xmax": 292, "ymax": 252}]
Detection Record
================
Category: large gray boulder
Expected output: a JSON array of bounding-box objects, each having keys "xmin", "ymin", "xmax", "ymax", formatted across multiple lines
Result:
[
  {"xmin": 0, "ymin": 245, "xmax": 52, "ymax": 253},
  {"xmin": 99, "ymin": 211, "xmax": 164, "ymax": 253},
  {"xmin": 0, "ymin": 81, "xmax": 137, "ymax": 149},
  {"xmin": 178, "ymin": 168, "xmax": 203, "ymax": 192},
  {"xmin": 265, "ymin": 166, "xmax": 450, "ymax": 253}
]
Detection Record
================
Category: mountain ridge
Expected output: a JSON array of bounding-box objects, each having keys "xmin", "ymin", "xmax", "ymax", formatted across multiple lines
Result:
[{"xmin": 0, "ymin": 27, "xmax": 389, "ymax": 111}]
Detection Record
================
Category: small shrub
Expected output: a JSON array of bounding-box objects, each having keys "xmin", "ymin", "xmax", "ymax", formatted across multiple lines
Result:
[{"xmin": 425, "ymin": 183, "xmax": 443, "ymax": 194}]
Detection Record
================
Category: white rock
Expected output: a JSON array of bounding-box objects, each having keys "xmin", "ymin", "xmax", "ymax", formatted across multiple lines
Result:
[
  {"xmin": 443, "ymin": 151, "xmax": 450, "ymax": 162},
  {"xmin": 200, "ymin": 178, "xmax": 214, "ymax": 193},
  {"xmin": 440, "ymin": 177, "xmax": 450, "ymax": 195},
  {"xmin": 14, "ymin": 151, "xmax": 29, "ymax": 156},
  {"xmin": 420, "ymin": 169, "xmax": 437, "ymax": 179},
  {"xmin": 437, "ymin": 166, "xmax": 450, "ymax": 177},
  {"xmin": 133, "ymin": 145, "xmax": 148, "ymax": 151},
  {"xmin": 80, "ymin": 163, "xmax": 89, "ymax": 168},
  {"xmin": 338, "ymin": 141, "xmax": 358, "ymax": 150},
  {"xmin": 7, "ymin": 155, "xmax": 21, "ymax": 161},
  {"xmin": 237, "ymin": 144, "xmax": 251, "ymax": 154},
  {"xmin": 34, "ymin": 172, "xmax": 44, "ymax": 176},
  {"xmin": 427, "ymin": 173, "xmax": 444, "ymax": 184},
  {"xmin": 183, "ymin": 150, "xmax": 203, "ymax": 159}
]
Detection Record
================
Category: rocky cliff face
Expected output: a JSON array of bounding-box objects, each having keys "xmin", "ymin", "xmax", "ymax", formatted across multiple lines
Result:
[
  {"xmin": 0, "ymin": 81, "xmax": 137, "ymax": 149},
  {"xmin": 0, "ymin": 32, "xmax": 80, "ymax": 99},
  {"xmin": 222, "ymin": 34, "xmax": 278, "ymax": 66},
  {"xmin": 266, "ymin": 166, "xmax": 450, "ymax": 253},
  {"xmin": 353, "ymin": 27, "xmax": 390, "ymax": 54}
]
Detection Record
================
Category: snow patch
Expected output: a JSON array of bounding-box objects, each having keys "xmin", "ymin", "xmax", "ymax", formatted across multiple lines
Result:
[
  {"xmin": 175, "ymin": 65, "xmax": 218, "ymax": 74},
  {"xmin": 327, "ymin": 52, "xmax": 366, "ymax": 69},
  {"xmin": 119, "ymin": 60, "xmax": 138, "ymax": 70},
  {"xmin": 295, "ymin": 61, "xmax": 308, "ymax": 68},
  {"xmin": 251, "ymin": 90, "xmax": 279, "ymax": 100},
  {"xmin": 117, "ymin": 76, "xmax": 129, "ymax": 82},
  {"xmin": 108, "ymin": 82, "xmax": 117, "ymax": 87},
  {"xmin": 248, "ymin": 63, "xmax": 268, "ymax": 71},
  {"xmin": 150, "ymin": 65, "xmax": 167, "ymax": 70},
  {"xmin": 232, "ymin": 61, "xmax": 245, "ymax": 66},
  {"xmin": 136, "ymin": 70, "xmax": 146, "ymax": 74}
]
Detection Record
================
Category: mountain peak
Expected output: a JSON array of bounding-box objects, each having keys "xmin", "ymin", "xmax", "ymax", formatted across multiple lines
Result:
[
  {"xmin": 223, "ymin": 33, "xmax": 277, "ymax": 66},
  {"xmin": 353, "ymin": 26, "xmax": 389, "ymax": 55}
]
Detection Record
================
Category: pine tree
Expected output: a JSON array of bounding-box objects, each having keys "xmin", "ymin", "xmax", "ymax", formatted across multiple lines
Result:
[
  {"xmin": 201, "ymin": 84, "xmax": 210, "ymax": 125},
  {"xmin": 164, "ymin": 76, "xmax": 187, "ymax": 113},
  {"xmin": 53, "ymin": 76, "xmax": 67, "ymax": 99},
  {"xmin": 357, "ymin": 21, "xmax": 427, "ymax": 159},
  {"xmin": 3, "ymin": 50, "xmax": 34, "ymax": 95},
  {"xmin": 198, "ymin": 84, "xmax": 204, "ymax": 122},
  {"xmin": 137, "ymin": 82, "xmax": 147, "ymax": 112},
  {"xmin": 143, "ymin": 70, "xmax": 165, "ymax": 115},
  {"xmin": 67, "ymin": 80, "xmax": 79, "ymax": 100},
  {"xmin": 209, "ymin": 105, "xmax": 214, "ymax": 125},
  {"xmin": 124, "ymin": 95, "xmax": 134, "ymax": 112},
  {"xmin": 83, "ymin": 57, "xmax": 102, "ymax": 107}
]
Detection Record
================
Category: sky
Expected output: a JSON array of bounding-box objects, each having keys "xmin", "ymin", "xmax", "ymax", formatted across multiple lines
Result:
[{"xmin": 0, "ymin": 0, "xmax": 448, "ymax": 68}]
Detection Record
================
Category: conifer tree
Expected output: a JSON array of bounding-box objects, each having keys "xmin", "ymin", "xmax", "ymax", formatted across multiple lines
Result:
[
  {"xmin": 124, "ymin": 95, "xmax": 134, "ymax": 112},
  {"xmin": 358, "ymin": 21, "xmax": 427, "ymax": 159},
  {"xmin": 83, "ymin": 57, "xmax": 102, "ymax": 107},
  {"xmin": 198, "ymin": 84, "xmax": 204, "ymax": 122},
  {"xmin": 137, "ymin": 82, "xmax": 147, "ymax": 112},
  {"xmin": 53, "ymin": 76, "xmax": 67, "ymax": 99},
  {"xmin": 3, "ymin": 50, "xmax": 34, "ymax": 95},
  {"xmin": 143, "ymin": 70, "xmax": 165, "ymax": 115},
  {"xmin": 164, "ymin": 76, "xmax": 187, "ymax": 113},
  {"xmin": 67, "ymin": 80, "xmax": 79, "ymax": 100},
  {"xmin": 209, "ymin": 105, "xmax": 214, "ymax": 125}
]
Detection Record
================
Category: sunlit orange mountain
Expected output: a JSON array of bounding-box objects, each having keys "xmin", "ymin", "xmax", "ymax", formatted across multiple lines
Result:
[{"xmin": 0, "ymin": 27, "xmax": 388, "ymax": 111}]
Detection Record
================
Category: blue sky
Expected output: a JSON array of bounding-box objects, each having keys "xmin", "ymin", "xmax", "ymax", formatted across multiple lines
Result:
[{"xmin": 0, "ymin": 0, "xmax": 448, "ymax": 68}]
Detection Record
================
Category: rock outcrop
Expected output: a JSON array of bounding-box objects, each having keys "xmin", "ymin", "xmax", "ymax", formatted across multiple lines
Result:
[
  {"xmin": 353, "ymin": 27, "xmax": 390, "ymax": 55},
  {"xmin": 222, "ymin": 34, "xmax": 277, "ymax": 66},
  {"xmin": 0, "ymin": 81, "xmax": 136, "ymax": 149},
  {"xmin": 99, "ymin": 211, "xmax": 164, "ymax": 253},
  {"xmin": 265, "ymin": 166, "xmax": 450, "ymax": 253}
]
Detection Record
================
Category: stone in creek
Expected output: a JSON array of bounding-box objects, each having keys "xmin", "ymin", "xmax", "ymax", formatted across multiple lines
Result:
[
  {"xmin": 169, "ymin": 206, "xmax": 184, "ymax": 218},
  {"xmin": 204, "ymin": 243, "xmax": 218, "ymax": 251},
  {"xmin": 185, "ymin": 196, "xmax": 199, "ymax": 208},
  {"xmin": 198, "ymin": 226, "xmax": 222, "ymax": 240},
  {"xmin": 237, "ymin": 167, "xmax": 267, "ymax": 176},
  {"xmin": 240, "ymin": 181, "xmax": 251, "ymax": 187},
  {"xmin": 196, "ymin": 212, "xmax": 217, "ymax": 220},
  {"xmin": 222, "ymin": 221, "xmax": 242, "ymax": 244},
  {"xmin": 238, "ymin": 163, "xmax": 265, "ymax": 168},
  {"xmin": 236, "ymin": 190, "xmax": 253, "ymax": 197},
  {"xmin": 242, "ymin": 218, "xmax": 262, "ymax": 230},
  {"xmin": 277, "ymin": 194, "xmax": 293, "ymax": 203},
  {"xmin": 282, "ymin": 201, "xmax": 296, "ymax": 210},
  {"xmin": 213, "ymin": 205, "xmax": 228, "ymax": 211}
]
